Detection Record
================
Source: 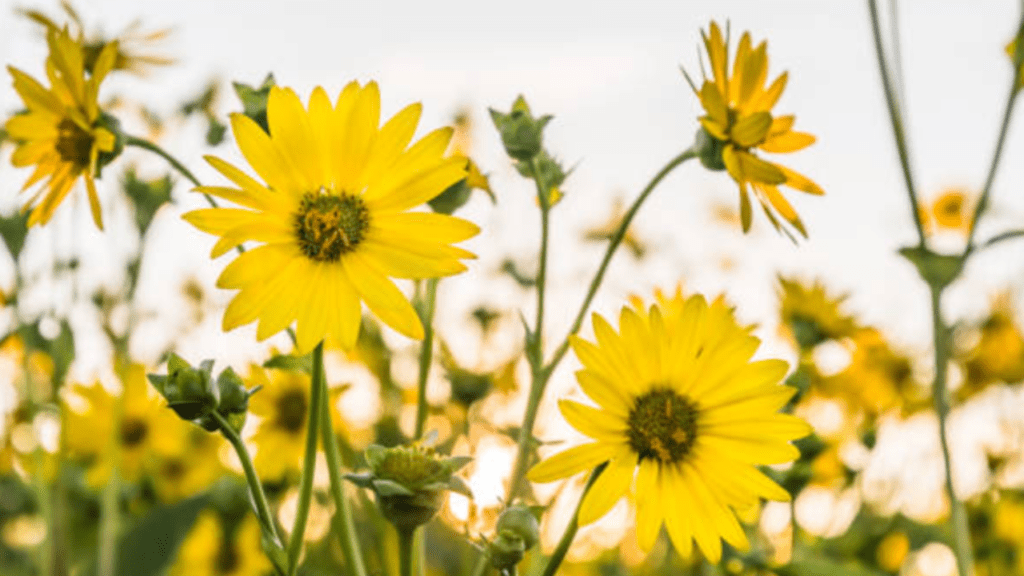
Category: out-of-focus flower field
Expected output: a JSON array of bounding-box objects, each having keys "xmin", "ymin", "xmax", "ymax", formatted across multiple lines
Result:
[{"xmin": 1, "ymin": 2, "xmax": 1024, "ymax": 576}]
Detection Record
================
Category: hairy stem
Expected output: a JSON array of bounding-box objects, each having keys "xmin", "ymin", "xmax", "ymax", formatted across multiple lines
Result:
[
  {"xmin": 414, "ymin": 279, "xmax": 439, "ymax": 439},
  {"xmin": 319, "ymin": 367, "xmax": 369, "ymax": 576},
  {"xmin": 213, "ymin": 410, "xmax": 281, "ymax": 544},
  {"xmin": 286, "ymin": 341, "xmax": 325, "ymax": 574}
]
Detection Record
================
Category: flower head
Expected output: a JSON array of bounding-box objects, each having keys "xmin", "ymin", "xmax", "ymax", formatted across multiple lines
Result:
[
  {"xmin": 777, "ymin": 276, "xmax": 858, "ymax": 349},
  {"xmin": 928, "ymin": 188, "xmax": 972, "ymax": 233},
  {"xmin": 346, "ymin": 436, "xmax": 471, "ymax": 530},
  {"xmin": 690, "ymin": 21, "xmax": 823, "ymax": 238},
  {"xmin": 169, "ymin": 511, "xmax": 272, "ymax": 576},
  {"xmin": 528, "ymin": 292, "xmax": 809, "ymax": 562},
  {"xmin": 5, "ymin": 28, "xmax": 120, "ymax": 229},
  {"xmin": 22, "ymin": 2, "xmax": 175, "ymax": 76},
  {"xmin": 184, "ymin": 83, "xmax": 478, "ymax": 353}
]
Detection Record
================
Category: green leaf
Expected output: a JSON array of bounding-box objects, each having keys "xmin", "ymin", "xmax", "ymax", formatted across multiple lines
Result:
[
  {"xmin": 233, "ymin": 73, "xmax": 275, "ymax": 133},
  {"xmin": 263, "ymin": 353, "xmax": 312, "ymax": 375},
  {"xmin": 122, "ymin": 167, "xmax": 173, "ymax": 234},
  {"xmin": 372, "ymin": 479, "xmax": 415, "ymax": 497},
  {"xmin": 428, "ymin": 178, "xmax": 473, "ymax": 215},
  {"xmin": 81, "ymin": 495, "xmax": 209, "ymax": 576},
  {"xmin": 0, "ymin": 210, "xmax": 30, "ymax": 260},
  {"xmin": 898, "ymin": 245, "xmax": 963, "ymax": 290}
]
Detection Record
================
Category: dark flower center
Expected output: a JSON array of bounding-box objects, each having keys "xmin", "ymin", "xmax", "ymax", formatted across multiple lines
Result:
[
  {"xmin": 215, "ymin": 540, "xmax": 239, "ymax": 574},
  {"xmin": 626, "ymin": 388, "xmax": 699, "ymax": 464},
  {"xmin": 294, "ymin": 189, "xmax": 370, "ymax": 262},
  {"xmin": 55, "ymin": 118, "xmax": 94, "ymax": 167},
  {"xmin": 275, "ymin": 389, "xmax": 308, "ymax": 433},
  {"xmin": 120, "ymin": 418, "xmax": 149, "ymax": 447}
]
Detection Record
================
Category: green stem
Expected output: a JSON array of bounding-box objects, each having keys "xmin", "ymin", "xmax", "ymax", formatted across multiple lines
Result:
[
  {"xmin": 212, "ymin": 410, "xmax": 282, "ymax": 543},
  {"xmin": 505, "ymin": 149, "xmax": 695, "ymax": 502},
  {"xmin": 928, "ymin": 287, "xmax": 975, "ymax": 576},
  {"xmin": 398, "ymin": 527, "xmax": 416, "ymax": 576},
  {"xmin": 540, "ymin": 463, "xmax": 606, "ymax": 576},
  {"xmin": 530, "ymin": 156, "xmax": 552, "ymax": 370},
  {"xmin": 545, "ymin": 148, "xmax": 696, "ymax": 373},
  {"xmin": 124, "ymin": 135, "xmax": 204, "ymax": 191},
  {"xmin": 286, "ymin": 341, "xmax": 326, "ymax": 574},
  {"xmin": 867, "ymin": 0, "xmax": 927, "ymax": 247},
  {"xmin": 318, "ymin": 362, "xmax": 369, "ymax": 576},
  {"xmin": 97, "ymin": 382, "xmax": 125, "ymax": 576},
  {"xmin": 469, "ymin": 550, "xmax": 491, "ymax": 576},
  {"xmin": 964, "ymin": 36, "xmax": 1022, "ymax": 250},
  {"xmin": 414, "ymin": 279, "xmax": 439, "ymax": 439}
]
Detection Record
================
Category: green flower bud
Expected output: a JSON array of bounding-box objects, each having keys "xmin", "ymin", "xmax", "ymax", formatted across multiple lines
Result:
[
  {"xmin": 94, "ymin": 112, "xmax": 125, "ymax": 178},
  {"xmin": 489, "ymin": 95, "xmax": 552, "ymax": 162},
  {"xmin": 488, "ymin": 506, "xmax": 540, "ymax": 571},
  {"xmin": 148, "ymin": 353, "xmax": 219, "ymax": 423},
  {"xmin": 694, "ymin": 126, "xmax": 726, "ymax": 172},
  {"xmin": 346, "ymin": 437, "xmax": 472, "ymax": 531}
]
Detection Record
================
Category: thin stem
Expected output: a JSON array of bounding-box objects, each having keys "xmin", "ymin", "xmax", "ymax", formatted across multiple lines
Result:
[
  {"xmin": 530, "ymin": 157, "xmax": 552, "ymax": 369},
  {"xmin": 964, "ymin": 43, "xmax": 1022, "ymax": 249},
  {"xmin": 546, "ymin": 148, "xmax": 697, "ymax": 373},
  {"xmin": 97, "ymin": 386, "xmax": 125, "ymax": 576},
  {"xmin": 888, "ymin": 0, "xmax": 908, "ymax": 119},
  {"xmin": 319, "ymin": 364, "xmax": 369, "ymax": 576},
  {"xmin": 414, "ymin": 279, "xmax": 439, "ymax": 439},
  {"xmin": 927, "ymin": 287, "xmax": 974, "ymax": 576},
  {"xmin": 286, "ymin": 341, "xmax": 326, "ymax": 574},
  {"xmin": 540, "ymin": 463, "xmax": 606, "ymax": 576},
  {"xmin": 124, "ymin": 135, "xmax": 203, "ymax": 190},
  {"xmin": 212, "ymin": 410, "xmax": 282, "ymax": 543},
  {"xmin": 469, "ymin": 550, "xmax": 490, "ymax": 576},
  {"xmin": 867, "ymin": 0, "xmax": 927, "ymax": 247},
  {"xmin": 398, "ymin": 528, "xmax": 416, "ymax": 576}
]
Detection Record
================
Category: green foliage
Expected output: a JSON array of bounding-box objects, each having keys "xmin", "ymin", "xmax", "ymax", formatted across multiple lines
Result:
[
  {"xmin": 121, "ymin": 167, "xmax": 172, "ymax": 234},
  {"xmin": 233, "ymin": 73, "xmax": 276, "ymax": 133}
]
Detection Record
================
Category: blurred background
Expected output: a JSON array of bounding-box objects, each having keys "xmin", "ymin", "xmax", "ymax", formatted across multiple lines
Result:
[{"xmin": 1, "ymin": 1, "xmax": 1024, "ymax": 576}]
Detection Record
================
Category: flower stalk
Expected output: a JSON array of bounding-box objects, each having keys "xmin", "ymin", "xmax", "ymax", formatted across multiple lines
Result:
[
  {"xmin": 414, "ymin": 279, "xmax": 439, "ymax": 440},
  {"xmin": 286, "ymin": 341, "xmax": 325, "ymax": 574},
  {"xmin": 540, "ymin": 464, "xmax": 605, "ymax": 576}
]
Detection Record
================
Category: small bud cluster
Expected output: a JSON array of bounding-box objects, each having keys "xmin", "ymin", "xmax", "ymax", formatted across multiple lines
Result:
[
  {"xmin": 147, "ymin": 353, "xmax": 257, "ymax": 434},
  {"xmin": 488, "ymin": 506, "xmax": 540, "ymax": 574},
  {"xmin": 490, "ymin": 96, "xmax": 569, "ymax": 207}
]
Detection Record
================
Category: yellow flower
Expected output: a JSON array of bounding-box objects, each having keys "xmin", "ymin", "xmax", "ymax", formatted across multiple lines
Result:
[
  {"xmin": 63, "ymin": 365, "xmax": 183, "ymax": 487},
  {"xmin": 777, "ymin": 276, "xmax": 858, "ymax": 349},
  {"xmin": 693, "ymin": 21, "xmax": 823, "ymax": 237},
  {"xmin": 247, "ymin": 365, "xmax": 344, "ymax": 481},
  {"xmin": 150, "ymin": 425, "xmax": 226, "ymax": 503},
  {"xmin": 169, "ymin": 511, "xmax": 272, "ymax": 576},
  {"xmin": 929, "ymin": 188, "xmax": 971, "ymax": 232},
  {"xmin": 184, "ymin": 83, "xmax": 478, "ymax": 353},
  {"xmin": 876, "ymin": 532, "xmax": 911, "ymax": 572},
  {"xmin": 21, "ymin": 2, "xmax": 174, "ymax": 77},
  {"xmin": 528, "ymin": 293, "xmax": 809, "ymax": 562},
  {"xmin": 960, "ymin": 292, "xmax": 1024, "ymax": 399},
  {"xmin": 819, "ymin": 328, "xmax": 921, "ymax": 418},
  {"xmin": 5, "ymin": 28, "xmax": 118, "ymax": 229}
]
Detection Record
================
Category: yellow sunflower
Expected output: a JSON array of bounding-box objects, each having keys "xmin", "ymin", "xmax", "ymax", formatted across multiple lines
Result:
[
  {"xmin": 777, "ymin": 276, "xmax": 858, "ymax": 349},
  {"xmin": 169, "ymin": 511, "xmax": 272, "ymax": 576},
  {"xmin": 63, "ymin": 365, "xmax": 183, "ymax": 487},
  {"xmin": 930, "ymin": 188, "xmax": 971, "ymax": 232},
  {"xmin": 5, "ymin": 28, "xmax": 118, "ymax": 229},
  {"xmin": 692, "ymin": 21, "xmax": 823, "ymax": 237},
  {"xmin": 150, "ymin": 425, "xmax": 226, "ymax": 503},
  {"xmin": 184, "ymin": 82, "xmax": 477, "ymax": 353},
  {"xmin": 246, "ymin": 365, "xmax": 345, "ymax": 481},
  {"xmin": 528, "ymin": 292, "xmax": 809, "ymax": 562}
]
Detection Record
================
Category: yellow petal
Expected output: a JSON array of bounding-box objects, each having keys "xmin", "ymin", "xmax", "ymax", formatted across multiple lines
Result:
[
  {"xmin": 229, "ymin": 113, "xmax": 300, "ymax": 197},
  {"xmin": 337, "ymin": 82, "xmax": 381, "ymax": 190},
  {"xmin": 267, "ymin": 86, "xmax": 318, "ymax": 192},
  {"xmin": 730, "ymin": 111, "xmax": 772, "ymax": 148},
  {"xmin": 779, "ymin": 165, "xmax": 825, "ymax": 195},
  {"xmin": 634, "ymin": 460, "xmax": 663, "ymax": 552},
  {"xmin": 759, "ymin": 131, "xmax": 816, "ymax": 154},
  {"xmin": 367, "ymin": 156, "xmax": 466, "ymax": 214},
  {"xmin": 371, "ymin": 212, "xmax": 480, "ymax": 244},
  {"xmin": 527, "ymin": 442, "xmax": 619, "ymax": 483},
  {"xmin": 698, "ymin": 82, "xmax": 728, "ymax": 126},
  {"xmin": 362, "ymin": 102, "xmax": 423, "ymax": 186},
  {"xmin": 577, "ymin": 453, "xmax": 636, "ymax": 525},
  {"xmin": 557, "ymin": 399, "xmax": 626, "ymax": 441},
  {"xmin": 342, "ymin": 252, "xmax": 423, "ymax": 340}
]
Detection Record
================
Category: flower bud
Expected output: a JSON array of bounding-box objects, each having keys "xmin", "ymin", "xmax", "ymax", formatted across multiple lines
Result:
[
  {"xmin": 694, "ymin": 127, "xmax": 726, "ymax": 172},
  {"xmin": 489, "ymin": 96, "xmax": 552, "ymax": 162},
  {"xmin": 148, "ymin": 353, "xmax": 219, "ymax": 422},
  {"xmin": 346, "ymin": 438, "xmax": 472, "ymax": 531},
  {"xmin": 489, "ymin": 506, "xmax": 540, "ymax": 571},
  {"xmin": 94, "ymin": 112, "xmax": 125, "ymax": 178}
]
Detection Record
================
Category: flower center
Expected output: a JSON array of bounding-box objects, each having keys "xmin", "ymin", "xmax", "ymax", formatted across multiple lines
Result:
[
  {"xmin": 120, "ymin": 418, "xmax": 149, "ymax": 447},
  {"xmin": 378, "ymin": 449, "xmax": 444, "ymax": 487},
  {"xmin": 626, "ymin": 388, "xmax": 699, "ymax": 464},
  {"xmin": 293, "ymin": 189, "xmax": 370, "ymax": 262},
  {"xmin": 275, "ymin": 389, "xmax": 308, "ymax": 433},
  {"xmin": 55, "ymin": 118, "xmax": 94, "ymax": 167}
]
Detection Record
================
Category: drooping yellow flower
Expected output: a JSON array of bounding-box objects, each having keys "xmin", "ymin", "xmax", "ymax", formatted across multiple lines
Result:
[
  {"xmin": 169, "ymin": 511, "xmax": 272, "ymax": 576},
  {"xmin": 5, "ymin": 28, "xmax": 118, "ymax": 229},
  {"xmin": 184, "ymin": 83, "xmax": 477, "ymax": 353},
  {"xmin": 63, "ymin": 365, "xmax": 183, "ymax": 487},
  {"xmin": 777, "ymin": 276, "xmax": 858, "ymax": 349},
  {"xmin": 528, "ymin": 293, "xmax": 809, "ymax": 562},
  {"xmin": 692, "ymin": 21, "xmax": 823, "ymax": 237},
  {"xmin": 21, "ymin": 2, "xmax": 174, "ymax": 77},
  {"xmin": 247, "ymin": 365, "xmax": 345, "ymax": 481}
]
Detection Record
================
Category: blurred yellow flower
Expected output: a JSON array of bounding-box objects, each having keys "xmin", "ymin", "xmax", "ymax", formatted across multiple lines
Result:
[
  {"xmin": 169, "ymin": 511, "xmax": 272, "ymax": 576},
  {"xmin": 247, "ymin": 366, "xmax": 344, "ymax": 481},
  {"xmin": 960, "ymin": 292, "xmax": 1024, "ymax": 399},
  {"xmin": 777, "ymin": 276, "xmax": 858, "ymax": 349},
  {"xmin": 528, "ymin": 293, "xmax": 809, "ymax": 562},
  {"xmin": 21, "ymin": 1, "xmax": 174, "ymax": 77},
  {"xmin": 583, "ymin": 198, "xmax": 647, "ymax": 258},
  {"xmin": 63, "ymin": 365, "xmax": 183, "ymax": 487},
  {"xmin": 5, "ymin": 28, "xmax": 118, "ymax": 229},
  {"xmin": 820, "ymin": 328, "xmax": 922, "ymax": 418},
  {"xmin": 150, "ymin": 425, "xmax": 226, "ymax": 503},
  {"xmin": 693, "ymin": 21, "xmax": 823, "ymax": 237},
  {"xmin": 929, "ymin": 189, "xmax": 971, "ymax": 232},
  {"xmin": 184, "ymin": 83, "xmax": 478, "ymax": 353},
  {"xmin": 876, "ymin": 531, "xmax": 911, "ymax": 572}
]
